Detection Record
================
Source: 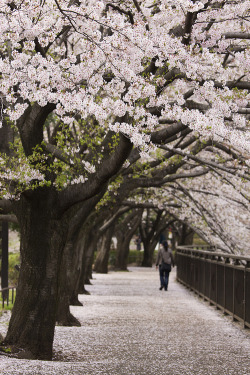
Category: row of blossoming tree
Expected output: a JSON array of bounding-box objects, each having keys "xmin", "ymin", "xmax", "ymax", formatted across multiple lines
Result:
[{"xmin": 0, "ymin": 0, "xmax": 249, "ymax": 360}]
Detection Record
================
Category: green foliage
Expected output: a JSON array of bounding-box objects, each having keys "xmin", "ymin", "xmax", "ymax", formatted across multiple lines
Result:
[
  {"xmin": 108, "ymin": 133, "xmax": 120, "ymax": 153},
  {"xmin": 0, "ymin": 114, "xmax": 114, "ymax": 198},
  {"xmin": 108, "ymin": 250, "xmax": 116, "ymax": 266},
  {"xmin": 127, "ymin": 250, "xmax": 144, "ymax": 265},
  {"xmin": 0, "ymin": 140, "xmax": 51, "ymax": 198},
  {"xmin": 0, "ymin": 248, "xmax": 20, "ymax": 288},
  {"xmin": 9, "ymin": 222, "xmax": 20, "ymax": 232},
  {"xmin": 193, "ymin": 234, "xmax": 208, "ymax": 246},
  {"xmin": 170, "ymin": 154, "xmax": 183, "ymax": 165},
  {"xmin": 8, "ymin": 252, "xmax": 20, "ymax": 286},
  {"xmin": 131, "ymin": 159, "xmax": 153, "ymax": 178},
  {"xmin": 0, "ymin": 289, "xmax": 16, "ymax": 311},
  {"xmin": 0, "ymin": 347, "xmax": 12, "ymax": 353},
  {"xmin": 96, "ymin": 174, "xmax": 124, "ymax": 210}
]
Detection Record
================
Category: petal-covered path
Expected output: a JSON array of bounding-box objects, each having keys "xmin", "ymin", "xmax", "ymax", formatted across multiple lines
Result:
[{"xmin": 1, "ymin": 267, "xmax": 250, "ymax": 374}]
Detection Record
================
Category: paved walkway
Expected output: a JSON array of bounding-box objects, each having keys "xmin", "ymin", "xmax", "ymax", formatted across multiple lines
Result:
[{"xmin": 1, "ymin": 267, "xmax": 250, "ymax": 374}]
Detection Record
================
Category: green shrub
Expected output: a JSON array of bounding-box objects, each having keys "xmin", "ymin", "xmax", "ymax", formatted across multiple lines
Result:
[
  {"xmin": 127, "ymin": 250, "xmax": 157, "ymax": 265},
  {"xmin": 108, "ymin": 250, "xmax": 116, "ymax": 266}
]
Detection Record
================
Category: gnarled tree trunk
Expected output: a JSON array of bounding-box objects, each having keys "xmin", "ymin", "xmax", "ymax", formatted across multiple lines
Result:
[
  {"xmin": 57, "ymin": 196, "xmax": 105, "ymax": 325},
  {"xmin": 5, "ymin": 188, "xmax": 67, "ymax": 360}
]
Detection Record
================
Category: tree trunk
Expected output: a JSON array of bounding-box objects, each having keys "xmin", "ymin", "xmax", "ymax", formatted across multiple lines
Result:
[
  {"xmin": 141, "ymin": 239, "xmax": 157, "ymax": 267},
  {"xmin": 4, "ymin": 188, "xmax": 67, "ymax": 360},
  {"xmin": 56, "ymin": 241, "xmax": 81, "ymax": 327},
  {"xmin": 76, "ymin": 226, "xmax": 98, "ymax": 294},
  {"xmin": 57, "ymin": 196, "xmax": 104, "ymax": 324},
  {"xmin": 83, "ymin": 237, "xmax": 97, "ymax": 285},
  {"xmin": 115, "ymin": 235, "xmax": 131, "ymax": 270},
  {"xmin": 179, "ymin": 224, "xmax": 194, "ymax": 245},
  {"xmin": 0, "ymin": 117, "xmax": 14, "ymax": 154},
  {"xmin": 115, "ymin": 210, "xmax": 142, "ymax": 270},
  {"xmin": 94, "ymin": 224, "xmax": 114, "ymax": 273}
]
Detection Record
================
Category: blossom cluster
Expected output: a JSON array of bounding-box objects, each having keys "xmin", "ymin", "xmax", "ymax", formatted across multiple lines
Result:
[
  {"xmin": 0, "ymin": 0, "xmax": 248, "ymax": 150},
  {"xmin": 0, "ymin": 0, "xmax": 249, "ymax": 200}
]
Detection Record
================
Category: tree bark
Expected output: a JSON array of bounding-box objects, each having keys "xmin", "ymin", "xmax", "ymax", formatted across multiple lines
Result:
[
  {"xmin": 56, "ymin": 240, "xmax": 81, "ymax": 327},
  {"xmin": 179, "ymin": 223, "xmax": 194, "ymax": 245},
  {"xmin": 140, "ymin": 209, "xmax": 163, "ymax": 267},
  {"xmin": 4, "ymin": 188, "xmax": 67, "ymax": 360},
  {"xmin": 76, "ymin": 225, "xmax": 99, "ymax": 294},
  {"xmin": 115, "ymin": 210, "xmax": 142, "ymax": 270},
  {"xmin": 141, "ymin": 239, "xmax": 158, "ymax": 267},
  {"xmin": 94, "ymin": 224, "xmax": 115, "ymax": 273},
  {"xmin": 57, "ymin": 195, "xmax": 105, "ymax": 325},
  {"xmin": 0, "ymin": 117, "xmax": 14, "ymax": 154},
  {"xmin": 115, "ymin": 234, "xmax": 131, "ymax": 270}
]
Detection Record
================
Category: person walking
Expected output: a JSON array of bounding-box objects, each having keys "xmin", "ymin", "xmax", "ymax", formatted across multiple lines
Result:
[{"xmin": 156, "ymin": 240, "xmax": 174, "ymax": 291}]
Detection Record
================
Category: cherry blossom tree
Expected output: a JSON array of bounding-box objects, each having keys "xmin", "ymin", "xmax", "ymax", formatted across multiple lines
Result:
[
  {"xmin": 125, "ymin": 154, "xmax": 250, "ymax": 255},
  {"xmin": 0, "ymin": 0, "xmax": 249, "ymax": 360}
]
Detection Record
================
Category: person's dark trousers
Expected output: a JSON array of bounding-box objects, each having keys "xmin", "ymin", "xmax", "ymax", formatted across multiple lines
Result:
[{"xmin": 159, "ymin": 267, "xmax": 170, "ymax": 290}]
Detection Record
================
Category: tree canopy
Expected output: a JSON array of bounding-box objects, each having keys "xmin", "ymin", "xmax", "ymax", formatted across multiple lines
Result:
[
  {"xmin": 0, "ymin": 0, "xmax": 249, "ymax": 200},
  {"xmin": 0, "ymin": 0, "xmax": 249, "ymax": 360}
]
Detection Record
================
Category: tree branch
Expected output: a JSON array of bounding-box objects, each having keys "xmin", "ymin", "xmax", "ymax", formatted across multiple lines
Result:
[
  {"xmin": 160, "ymin": 145, "xmax": 250, "ymax": 181},
  {"xmin": 106, "ymin": 3, "xmax": 134, "ymax": 24},
  {"xmin": 99, "ymin": 206, "xmax": 131, "ymax": 233},
  {"xmin": 58, "ymin": 132, "xmax": 133, "ymax": 214},
  {"xmin": 0, "ymin": 214, "xmax": 18, "ymax": 223},
  {"xmin": 224, "ymin": 32, "xmax": 250, "ymax": 39}
]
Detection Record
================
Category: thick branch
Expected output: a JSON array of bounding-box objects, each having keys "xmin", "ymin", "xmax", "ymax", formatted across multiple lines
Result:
[
  {"xmin": 17, "ymin": 103, "xmax": 56, "ymax": 156},
  {"xmin": 162, "ymin": 168, "xmax": 209, "ymax": 183},
  {"xmin": 0, "ymin": 214, "xmax": 18, "ymax": 223},
  {"xmin": 99, "ymin": 206, "xmax": 131, "ymax": 233},
  {"xmin": 122, "ymin": 201, "xmax": 182, "ymax": 209},
  {"xmin": 182, "ymin": 12, "xmax": 197, "ymax": 45},
  {"xmin": 106, "ymin": 3, "xmax": 134, "ymax": 24},
  {"xmin": 224, "ymin": 32, "xmax": 250, "ymax": 39},
  {"xmin": 151, "ymin": 122, "xmax": 188, "ymax": 144},
  {"xmin": 58, "ymin": 133, "xmax": 133, "ymax": 214},
  {"xmin": 42, "ymin": 142, "xmax": 72, "ymax": 165}
]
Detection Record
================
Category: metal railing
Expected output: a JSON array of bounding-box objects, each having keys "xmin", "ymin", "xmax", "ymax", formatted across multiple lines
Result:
[
  {"xmin": 0, "ymin": 287, "xmax": 16, "ymax": 309},
  {"xmin": 176, "ymin": 246, "xmax": 250, "ymax": 329}
]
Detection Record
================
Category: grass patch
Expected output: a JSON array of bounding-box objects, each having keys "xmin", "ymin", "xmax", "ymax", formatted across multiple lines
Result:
[
  {"xmin": 0, "ymin": 252, "xmax": 19, "ymax": 312},
  {"xmin": 0, "ymin": 288, "xmax": 16, "ymax": 311},
  {"xmin": 193, "ymin": 234, "xmax": 208, "ymax": 246}
]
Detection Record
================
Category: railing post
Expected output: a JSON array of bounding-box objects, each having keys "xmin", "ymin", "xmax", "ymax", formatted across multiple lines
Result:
[
  {"xmin": 232, "ymin": 258, "xmax": 240, "ymax": 322},
  {"xmin": 224, "ymin": 257, "xmax": 230, "ymax": 314},
  {"xmin": 209, "ymin": 255, "xmax": 212, "ymax": 305},
  {"xmin": 1, "ymin": 221, "xmax": 9, "ymax": 300},
  {"xmin": 244, "ymin": 261, "xmax": 250, "ymax": 328},
  {"xmin": 233, "ymin": 264, "xmax": 235, "ymax": 321}
]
